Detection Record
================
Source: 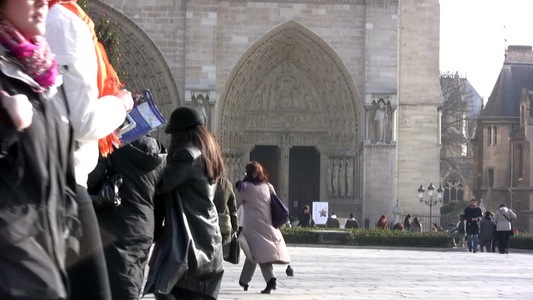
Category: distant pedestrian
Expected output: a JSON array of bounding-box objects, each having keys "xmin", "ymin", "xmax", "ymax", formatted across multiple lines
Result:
[
  {"xmin": 392, "ymin": 223, "xmax": 404, "ymax": 230},
  {"xmin": 376, "ymin": 215, "xmax": 388, "ymax": 230},
  {"xmin": 450, "ymin": 214, "xmax": 466, "ymax": 248},
  {"xmin": 493, "ymin": 203, "xmax": 516, "ymax": 254},
  {"xmin": 464, "ymin": 198, "xmax": 483, "ymax": 253},
  {"xmin": 479, "ymin": 211, "xmax": 496, "ymax": 253},
  {"xmin": 326, "ymin": 212, "xmax": 340, "ymax": 228},
  {"xmin": 403, "ymin": 214, "xmax": 412, "ymax": 231},
  {"xmin": 344, "ymin": 213, "xmax": 360, "ymax": 229},
  {"xmin": 297, "ymin": 205, "xmax": 312, "ymax": 227},
  {"xmin": 410, "ymin": 217, "xmax": 422, "ymax": 233}
]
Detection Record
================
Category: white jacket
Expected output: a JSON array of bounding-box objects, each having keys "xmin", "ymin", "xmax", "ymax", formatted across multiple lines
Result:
[
  {"xmin": 46, "ymin": 5, "xmax": 127, "ymax": 187},
  {"xmin": 494, "ymin": 207, "xmax": 516, "ymax": 232}
]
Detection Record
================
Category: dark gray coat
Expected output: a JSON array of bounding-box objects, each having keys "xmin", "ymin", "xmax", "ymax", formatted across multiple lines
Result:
[
  {"xmin": 479, "ymin": 216, "xmax": 496, "ymax": 241},
  {"xmin": 88, "ymin": 135, "xmax": 166, "ymax": 299},
  {"xmin": 144, "ymin": 145, "xmax": 224, "ymax": 299},
  {"xmin": 0, "ymin": 50, "xmax": 76, "ymax": 299}
]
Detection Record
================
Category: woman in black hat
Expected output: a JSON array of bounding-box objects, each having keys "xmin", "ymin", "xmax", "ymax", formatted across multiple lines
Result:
[{"xmin": 144, "ymin": 106, "xmax": 225, "ymax": 300}]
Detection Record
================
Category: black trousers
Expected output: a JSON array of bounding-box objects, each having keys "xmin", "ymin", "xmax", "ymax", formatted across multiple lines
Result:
[
  {"xmin": 66, "ymin": 185, "xmax": 112, "ymax": 300},
  {"xmin": 496, "ymin": 230, "xmax": 512, "ymax": 254}
]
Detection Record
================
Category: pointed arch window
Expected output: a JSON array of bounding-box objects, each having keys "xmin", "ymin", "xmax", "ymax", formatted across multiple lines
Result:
[
  {"xmin": 488, "ymin": 126, "xmax": 492, "ymax": 145},
  {"xmin": 493, "ymin": 127, "xmax": 497, "ymax": 145}
]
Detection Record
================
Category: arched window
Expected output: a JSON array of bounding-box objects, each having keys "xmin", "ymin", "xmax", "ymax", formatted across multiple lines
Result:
[
  {"xmin": 488, "ymin": 126, "xmax": 492, "ymax": 145},
  {"xmin": 494, "ymin": 127, "xmax": 497, "ymax": 145}
]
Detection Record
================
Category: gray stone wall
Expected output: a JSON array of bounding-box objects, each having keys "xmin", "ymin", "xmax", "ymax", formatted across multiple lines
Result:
[
  {"xmin": 396, "ymin": 0, "xmax": 442, "ymax": 214},
  {"xmin": 103, "ymin": 0, "xmax": 187, "ymax": 102}
]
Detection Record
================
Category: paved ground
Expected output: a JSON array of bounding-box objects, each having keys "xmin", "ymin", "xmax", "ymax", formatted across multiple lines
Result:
[{"xmin": 142, "ymin": 245, "xmax": 533, "ymax": 300}]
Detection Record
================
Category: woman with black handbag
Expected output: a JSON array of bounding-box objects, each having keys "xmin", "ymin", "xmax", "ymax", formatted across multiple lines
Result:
[
  {"xmin": 494, "ymin": 203, "xmax": 516, "ymax": 254},
  {"xmin": 234, "ymin": 161, "xmax": 291, "ymax": 294},
  {"xmin": 144, "ymin": 107, "xmax": 225, "ymax": 300}
]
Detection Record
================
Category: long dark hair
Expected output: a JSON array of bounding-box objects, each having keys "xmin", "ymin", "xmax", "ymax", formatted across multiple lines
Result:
[
  {"xmin": 168, "ymin": 125, "xmax": 224, "ymax": 184},
  {"xmin": 243, "ymin": 161, "xmax": 268, "ymax": 185}
]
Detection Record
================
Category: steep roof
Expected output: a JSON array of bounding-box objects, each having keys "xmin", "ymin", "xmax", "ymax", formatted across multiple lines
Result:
[{"xmin": 480, "ymin": 46, "xmax": 533, "ymax": 120}]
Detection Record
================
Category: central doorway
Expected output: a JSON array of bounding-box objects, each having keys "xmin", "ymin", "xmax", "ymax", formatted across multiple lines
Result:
[{"xmin": 289, "ymin": 146, "xmax": 320, "ymax": 222}]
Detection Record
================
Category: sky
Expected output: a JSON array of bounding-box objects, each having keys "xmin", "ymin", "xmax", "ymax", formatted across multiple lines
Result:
[{"xmin": 440, "ymin": 0, "xmax": 533, "ymax": 102}]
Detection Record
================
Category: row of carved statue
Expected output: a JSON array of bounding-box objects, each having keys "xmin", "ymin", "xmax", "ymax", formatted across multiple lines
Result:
[{"xmin": 326, "ymin": 157, "xmax": 354, "ymax": 198}]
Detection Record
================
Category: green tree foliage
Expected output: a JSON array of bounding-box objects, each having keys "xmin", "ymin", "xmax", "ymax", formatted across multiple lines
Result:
[{"xmin": 77, "ymin": 0, "xmax": 127, "ymax": 83}]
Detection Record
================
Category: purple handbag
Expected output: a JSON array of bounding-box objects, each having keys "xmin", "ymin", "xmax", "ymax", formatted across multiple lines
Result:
[{"xmin": 270, "ymin": 191, "xmax": 289, "ymax": 229}]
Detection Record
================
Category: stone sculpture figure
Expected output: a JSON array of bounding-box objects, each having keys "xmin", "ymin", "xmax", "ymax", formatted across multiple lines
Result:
[
  {"xmin": 332, "ymin": 159, "xmax": 340, "ymax": 197},
  {"xmin": 374, "ymin": 98, "xmax": 388, "ymax": 143},
  {"xmin": 339, "ymin": 160, "xmax": 346, "ymax": 197},
  {"xmin": 326, "ymin": 163, "xmax": 333, "ymax": 196},
  {"xmin": 346, "ymin": 160, "xmax": 354, "ymax": 197}
]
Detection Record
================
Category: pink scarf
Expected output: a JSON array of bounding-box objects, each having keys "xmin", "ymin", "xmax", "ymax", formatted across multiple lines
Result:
[{"xmin": 0, "ymin": 18, "xmax": 58, "ymax": 88}]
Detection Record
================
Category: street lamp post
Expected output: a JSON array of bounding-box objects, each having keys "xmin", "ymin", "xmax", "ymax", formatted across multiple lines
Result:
[{"xmin": 417, "ymin": 183, "xmax": 444, "ymax": 231}]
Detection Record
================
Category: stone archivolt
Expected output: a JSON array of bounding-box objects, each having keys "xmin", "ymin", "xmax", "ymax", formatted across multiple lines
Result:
[{"xmin": 219, "ymin": 21, "xmax": 360, "ymax": 154}]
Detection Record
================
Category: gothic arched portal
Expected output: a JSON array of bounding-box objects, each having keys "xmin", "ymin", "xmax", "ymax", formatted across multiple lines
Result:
[{"xmin": 218, "ymin": 21, "xmax": 363, "ymax": 214}]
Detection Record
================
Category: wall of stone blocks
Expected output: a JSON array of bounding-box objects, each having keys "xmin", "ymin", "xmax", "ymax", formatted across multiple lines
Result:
[
  {"xmin": 396, "ymin": 0, "xmax": 442, "ymax": 214},
  {"xmin": 103, "ymin": 0, "xmax": 187, "ymax": 103}
]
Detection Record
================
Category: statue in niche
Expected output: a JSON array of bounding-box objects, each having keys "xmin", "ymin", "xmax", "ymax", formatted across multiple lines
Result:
[
  {"xmin": 346, "ymin": 160, "xmax": 354, "ymax": 197},
  {"xmin": 332, "ymin": 159, "xmax": 339, "ymax": 197},
  {"xmin": 326, "ymin": 162, "xmax": 333, "ymax": 196},
  {"xmin": 339, "ymin": 160, "xmax": 346, "ymax": 197},
  {"xmin": 374, "ymin": 98, "xmax": 388, "ymax": 143}
]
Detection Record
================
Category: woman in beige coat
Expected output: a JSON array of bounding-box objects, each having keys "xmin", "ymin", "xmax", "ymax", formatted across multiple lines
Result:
[{"xmin": 235, "ymin": 161, "xmax": 290, "ymax": 294}]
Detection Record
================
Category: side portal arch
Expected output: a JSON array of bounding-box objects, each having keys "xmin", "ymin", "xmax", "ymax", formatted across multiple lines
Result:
[{"xmin": 86, "ymin": 0, "xmax": 180, "ymax": 144}]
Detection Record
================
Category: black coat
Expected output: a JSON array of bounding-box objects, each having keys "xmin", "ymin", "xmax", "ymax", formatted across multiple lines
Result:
[
  {"xmin": 87, "ymin": 136, "xmax": 166, "ymax": 299},
  {"xmin": 0, "ymin": 51, "xmax": 76, "ymax": 299},
  {"xmin": 144, "ymin": 145, "xmax": 224, "ymax": 299},
  {"xmin": 464, "ymin": 206, "xmax": 483, "ymax": 235}
]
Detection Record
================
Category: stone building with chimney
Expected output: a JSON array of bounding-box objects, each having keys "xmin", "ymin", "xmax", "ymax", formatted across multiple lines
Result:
[{"xmin": 473, "ymin": 45, "xmax": 533, "ymax": 233}]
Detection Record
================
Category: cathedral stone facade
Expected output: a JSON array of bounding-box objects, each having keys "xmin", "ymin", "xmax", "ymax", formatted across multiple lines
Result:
[{"xmin": 93, "ymin": 0, "xmax": 442, "ymax": 227}]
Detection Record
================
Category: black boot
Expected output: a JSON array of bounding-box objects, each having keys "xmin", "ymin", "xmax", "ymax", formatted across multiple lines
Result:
[
  {"xmin": 261, "ymin": 278, "xmax": 277, "ymax": 294},
  {"xmin": 239, "ymin": 281, "xmax": 249, "ymax": 291}
]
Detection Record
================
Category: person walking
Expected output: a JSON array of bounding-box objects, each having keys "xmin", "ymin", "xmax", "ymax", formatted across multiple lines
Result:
[
  {"xmin": 213, "ymin": 177, "xmax": 239, "ymax": 261},
  {"xmin": 450, "ymin": 214, "xmax": 466, "ymax": 248},
  {"xmin": 144, "ymin": 106, "xmax": 225, "ymax": 300},
  {"xmin": 493, "ymin": 203, "xmax": 516, "ymax": 254},
  {"xmin": 0, "ymin": 1, "xmax": 77, "ymax": 298},
  {"xmin": 87, "ymin": 135, "xmax": 166, "ymax": 300},
  {"xmin": 463, "ymin": 198, "xmax": 483, "ymax": 253},
  {"xmin": 235, "ymin": 161, "xmax": 291, "ymax": 294},
  {"xmin": 479, "ymin": 211, "xmax": 496, "ymax": 253},
  {"xmin": 46, "ymin": 1, "xmax": 134, "ymax": 299}
]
